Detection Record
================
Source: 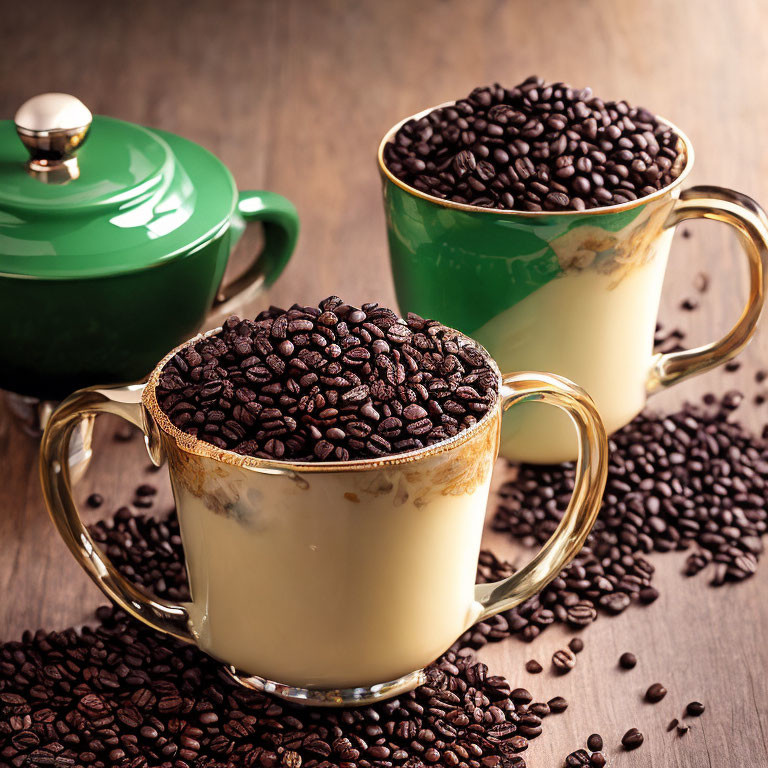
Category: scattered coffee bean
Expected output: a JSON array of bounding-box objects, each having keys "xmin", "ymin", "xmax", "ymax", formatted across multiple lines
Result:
[
  {"xmin": 619, "ymin": 652, "xmax": 638, "ymax": 670},
  {"xmin": 589, "ymin": 752, "xmax": 606, "ymax": 766},
  {"xmin": 639, "ymin": 586, "xmax": 660, "ymax": 604},
  {"xmin": 686, "ymin": 701, "xmax": 705, "ymax": 716},
  {"xmin": 565, "ymin": 748, "xmax": 591, "ymax": 765},
  {"xmin": 645, "ymin": 683, "xmax": 667, "ymax": 703},
  {"xmin": 587, "ymin": 733, "xmax": 603, "ymax": 751},
  {"xmin": 621, "ymin": 727, "xmax": 644, "ymax": 750},
  {"xmin": 548, "ymin": 696, "xmax": 569, "ymax": 713},
  {"xmin": 384, "ymin": 76, "xmax": 683, "ymax": 211},
  {"xmin": 568, "ymin": 637, "xmax": 584, "ymax": 654},
  {"xmin": 157, "ymin": 299, "xmax": 498, "ymax": 461},
  {"xmin": 725, "ymin": 360, "xmax": 742, "ymax": 373},
  {"xmin": 552, "ymin": 648, "xmax": 576, "ymax": 674},
  {"xmin": 86, "ymin": 493, "xmax": 103, "ymax": 508},
  {"xmin": 680, "ymin": 298, "xmax": 699, "ymax": 311},
  {"xmin": 682, "ymin": 228, "xmax": 692, "ymax": 239},
  {"xmin": 0, "ymin": 505, "xmax": 542, "ymax": 768},
  {"xmin": 135, "ymin": 484, "xmax": 157, "ymax": 497},
  {"xmin": 667, "ymin": 718, "xmax": 679, "ymax": 731},
  {"xmin": 525, "ymin": 659, "xmax": 543, "ymax": 674},
  {"xmin": 678, "ymin": 723, "xmax": 690, "ymax": 736}
]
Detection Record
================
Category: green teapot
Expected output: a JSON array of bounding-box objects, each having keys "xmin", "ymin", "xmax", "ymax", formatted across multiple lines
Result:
[{"xmin": 0, "ymin": 93, "xmax": 299, "ymax": 403}]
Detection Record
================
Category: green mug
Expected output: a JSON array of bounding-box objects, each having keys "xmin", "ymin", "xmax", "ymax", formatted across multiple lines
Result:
[{"xmin": 379, "ymin": 107, "xmax": 768, "ymax": 463}]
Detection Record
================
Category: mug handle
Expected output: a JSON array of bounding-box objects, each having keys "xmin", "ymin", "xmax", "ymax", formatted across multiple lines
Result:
[
  {"xmin": 209, "ymin": 190, "xmax": 300, "ymax": 319},
  {"xmin": 39, "ymin": 383, "xmax": 195, "ymax": 644},
  {"xmin": 474, "ymin": 372, "xmax": 608, "ymax": 620},
  {"xmin": 647, "ymin": 185, "xmax": 768, "ymax": 393}
]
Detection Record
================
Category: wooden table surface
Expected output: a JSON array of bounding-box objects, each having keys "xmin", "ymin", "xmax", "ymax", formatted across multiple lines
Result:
[{"xmin": 2, "ymin": 0, "xmax": 768, "ymax": 765}]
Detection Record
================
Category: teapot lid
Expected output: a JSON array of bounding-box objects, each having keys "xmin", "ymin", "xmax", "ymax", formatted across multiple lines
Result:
[{"xmin": 0, "ymin": 93, "xmax": 237, "ymax": 279}]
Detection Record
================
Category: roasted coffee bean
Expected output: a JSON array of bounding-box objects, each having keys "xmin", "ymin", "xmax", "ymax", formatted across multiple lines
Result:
[
  {"xmin": 645, "ymin": 683, "xmax": 667, "ymax": 703},
  {"xmin": 525, "ymin": 659, "xmax": 543, "ymax": 674},
  {"xmin": 568, "ymin": 637, "xmax": 584, "ymax": 654},
  {"xmin": 565, "ymin": 748, "xmax": 590, "ymax": 765},
  {"xmin": 619, "ymin": 652, "xmax": 637, "ymax": 670},
  {"xmin": 552, "ymin": 648, "xmax": 576, "ymax": 674},
  {"xmin": 678, "ymin": 723, "xmax": 690, "ymax": 736},
  {"xmin": 385, "ymin": 76, "xmax": 682, "ymax": 211},
  {"xmin": 157, "ymin": 299, "xmax": 497, "ymax": 462},
  {"xmin": 639, "ymin": 587, "xmax": 660, "ymax": 604},
  {"xmin": 587, "ymin": 733, "xmax": 603, "ymax": 752},
  {"xmin": 621, "ymin": 727, "xmax": 644, "ymax": 750},
  {"xmin": 547, "ymin": 696, "xmax": 569, "ymax": 713},
  {"xmin": 667, "ymin": 718, "xmax": 679, "ymax": 731},
  {"xmin": 566, "ymin": 601, "xmax": 597, "ymax": 626},
  {"xmin": 589, "ymin": 752, "xmax": 606, "ymax": 766},
  {"xmin": 86, "ymin": 493, "xmax": 103, "ymax": 508},
  {"xmin": 686, "ymin": 701, "xmax": 705, "ymax": 716},
  {"xmin": 511, "ymin": 688, "xmax": 533, "ymax": 704}
]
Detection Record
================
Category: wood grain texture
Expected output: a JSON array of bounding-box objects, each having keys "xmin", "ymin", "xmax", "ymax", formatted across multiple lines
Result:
[{"xmin": 1, "ymin": 0, "xmax": 768, "ymax": 765}]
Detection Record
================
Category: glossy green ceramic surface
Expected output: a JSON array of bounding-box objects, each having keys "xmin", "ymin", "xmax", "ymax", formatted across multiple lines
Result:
[
  {"xmin": 0, "ymin": 116, "xmax": 299, "ymax": 400},
  {"xmin": 0, "ymin": 118, "xmax": 237, "ymax": 278},
  {"xmin": 383, "ymin": 177, "xmax": 643, "ymax": 336}
]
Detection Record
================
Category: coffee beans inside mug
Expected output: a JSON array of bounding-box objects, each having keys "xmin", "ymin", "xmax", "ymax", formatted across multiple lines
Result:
[
  {"xmin": 156, "ymin": 297, "xmax": 498, "ymax": 461},
  {"xmin": 383, "ymin": 75, "xmax": 683, "ymax": 211}
]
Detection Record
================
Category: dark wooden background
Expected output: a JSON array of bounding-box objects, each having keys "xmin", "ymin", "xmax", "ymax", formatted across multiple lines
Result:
[{"xmin": 1, "ymin": 0, "xmax": 767, "ymax": 765}]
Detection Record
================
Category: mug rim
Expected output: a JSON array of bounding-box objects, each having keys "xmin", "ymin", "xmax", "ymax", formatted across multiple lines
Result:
[
  {"xmin": 377, "ymin": 101, "xmax": 695, "ymax": 216},
  {"xmin": 142, "ymin": 323, "xmax": 503, "ymax": 474}
]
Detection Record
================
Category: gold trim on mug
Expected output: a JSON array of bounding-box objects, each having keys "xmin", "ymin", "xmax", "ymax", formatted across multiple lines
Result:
[
  {"xmin": 377, "ymin": 102, "xmax": 694, "ymax": 216},
  {"xmin": 142, "ymin": 325, "xmax": 503, "ymax": 474}
]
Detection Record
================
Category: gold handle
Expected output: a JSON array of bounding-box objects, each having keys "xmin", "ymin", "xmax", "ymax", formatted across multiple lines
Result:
[
  {"xmin": 39, "ymin": 384, "xmax": 194, "ymax": 644},
  {"xmin": 474, "ymin": 372, "xmax": 608, "ymax": 620},
  {"xmin": 647, "ymin": 185, "xmax": 768, "ymax": 393}
]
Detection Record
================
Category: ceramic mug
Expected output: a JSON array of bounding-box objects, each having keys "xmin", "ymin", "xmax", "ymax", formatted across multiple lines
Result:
[
  {"xmin": 379, "ymin": 110, "xmax": 768, "ymax": 464},
  {"xmin": 41, "ymin": 328, "xmax": 608, "ymax": 707}
]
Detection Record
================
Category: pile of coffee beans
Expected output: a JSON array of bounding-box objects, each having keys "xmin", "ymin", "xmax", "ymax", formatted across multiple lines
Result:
[
  {"xmin": 1, "ymin": 507, "xmax": 557, "ymax": 768},
  {"xmin": 495, "ymin": 396, "xmax": 767, "ymax": 585},
  {"xmin": 453, "ymin": 394, "xmax": 767, "ymax": 652},
  {"xmin": 383, "ymin": 76, "xmax": 683, "ymax": 211},
  {"xmin": 89, "ymin": 505, "xmax": 189, "ymax": 603},
  {"xmin": 156, "ymin": 298, "xmax": 498, "ymax": 461},
  {"xmin": 453, "ymin": 545, "xmax": 655, "ymax": 651}
]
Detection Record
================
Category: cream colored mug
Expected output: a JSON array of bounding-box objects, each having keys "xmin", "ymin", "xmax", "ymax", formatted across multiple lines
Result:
[
  {"xmin": 41, "ymin": 329, "xmax": 607, "ymax": 706},
  {"xmin": 381, "ymin": 112, "xmax": 768, "ymax": 463}
]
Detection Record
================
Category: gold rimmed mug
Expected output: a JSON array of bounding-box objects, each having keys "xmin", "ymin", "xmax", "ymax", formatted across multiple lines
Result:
[
  {"xmin": 379, "ymin": 108, "xmax": 768, "ymax": 463},
  {"xmin": 40, "ymin": 328, "xmax": 608, "ymax": 707}
]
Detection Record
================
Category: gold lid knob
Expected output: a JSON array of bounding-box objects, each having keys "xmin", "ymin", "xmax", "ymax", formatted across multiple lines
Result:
[{"xmin": 14, "ymin": 93, "xmax": 92, "ymax": 183}]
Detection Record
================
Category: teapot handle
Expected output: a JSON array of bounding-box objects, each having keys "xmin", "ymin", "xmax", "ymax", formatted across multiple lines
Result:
[{"xmin": 210, "ymin": 190, "xmax": 299, "ymax": 318}]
